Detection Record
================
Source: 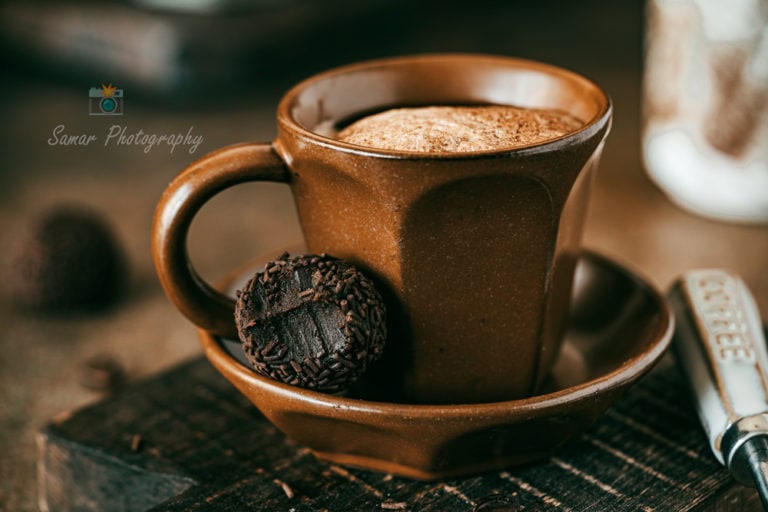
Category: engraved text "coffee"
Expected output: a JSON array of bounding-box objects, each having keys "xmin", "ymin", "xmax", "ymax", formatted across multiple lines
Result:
[{"xmin": 698, "ymin": 276, "xmax": 755, "ymax": 363}]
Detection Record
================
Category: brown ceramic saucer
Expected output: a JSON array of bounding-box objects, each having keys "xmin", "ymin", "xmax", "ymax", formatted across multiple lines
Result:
[{"xmin": 197, "ymin": 250, "xmax": 673, "ymax": 480}]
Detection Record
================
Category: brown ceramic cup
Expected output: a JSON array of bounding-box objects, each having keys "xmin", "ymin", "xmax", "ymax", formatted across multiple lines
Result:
[{"xmin": 152, "ymin": 54, "xmax": 612, "ymax": 404}]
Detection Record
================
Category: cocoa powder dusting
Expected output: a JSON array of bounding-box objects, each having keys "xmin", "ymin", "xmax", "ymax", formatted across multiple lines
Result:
[
  {"xmin": 336, "ymin": 106, "xmax": 582, "ymax": 152},
  {"xmin": 704, "ymin": 47, "xmax": 767, "ymax": 158}
]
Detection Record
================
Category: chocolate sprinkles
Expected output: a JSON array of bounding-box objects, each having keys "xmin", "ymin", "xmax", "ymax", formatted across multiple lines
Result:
[{"xmin": 234, "ymin": 253, "xmax": 387, "ymax": 394}]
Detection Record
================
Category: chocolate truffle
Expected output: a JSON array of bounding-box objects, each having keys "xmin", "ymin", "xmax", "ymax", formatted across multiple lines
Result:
[
  {"xmin": 235, "ymin": 253, "xmax": 386, "ymax": 394},
  {"xmin": 11, "ymin": 206, "xmax": 125, "ymax": 311}
]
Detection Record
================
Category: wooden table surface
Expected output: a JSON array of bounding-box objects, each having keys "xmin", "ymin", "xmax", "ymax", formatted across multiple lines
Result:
[{"xmin": 1, "ymin": 1, "xmax": 767, "ymax": 510}]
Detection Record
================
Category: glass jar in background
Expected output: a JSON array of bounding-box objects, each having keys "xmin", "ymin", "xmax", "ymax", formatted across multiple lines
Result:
[{"xmin": 643, "ymin": 0, "xmax": 768, "ymax": 223}]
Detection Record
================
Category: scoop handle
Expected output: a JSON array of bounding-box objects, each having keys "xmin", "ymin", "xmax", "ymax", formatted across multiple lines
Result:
[{"xmin": 670, "ymin": 270, "xmax": 768, "ymax": 475}]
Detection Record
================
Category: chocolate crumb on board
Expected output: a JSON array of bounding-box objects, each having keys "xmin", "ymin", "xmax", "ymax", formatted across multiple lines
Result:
[
  {"xmin": 235, "ymin": 253, "xmax": 387, "ymax": 394},
  {"xmin": 130, "ymin": 434, "xmax": 142, "ymax": 453},
  {"xmin": 274, "ymin": 478, "xmax": 294, "ymax": 499},
  {"xmin": 380, "ymin": 501, "xmax": 408, "ymax": 510}
]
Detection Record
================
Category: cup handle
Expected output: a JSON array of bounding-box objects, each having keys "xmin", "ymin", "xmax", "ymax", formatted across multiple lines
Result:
[{"xmin": 152, "ymin": 142, "xmax": 289, "ymax": 340}]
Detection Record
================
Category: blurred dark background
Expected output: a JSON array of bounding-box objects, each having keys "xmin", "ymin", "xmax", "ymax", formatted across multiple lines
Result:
[
  {"xmin": 3, "ymin": 1, "xmax": 765, "ymax": 510},
  {"xmin": 0, "ymin": 0, "xmax": 640, "ymax": 101},
  {"xmin": 0, "ymin": 0, "xmax": 647, "ymax": 336}
]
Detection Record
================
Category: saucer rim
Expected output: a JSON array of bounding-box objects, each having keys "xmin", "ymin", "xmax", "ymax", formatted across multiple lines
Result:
[{"xmin": 198, "ymin": 249, "xmax": 674, "ymax": 418}]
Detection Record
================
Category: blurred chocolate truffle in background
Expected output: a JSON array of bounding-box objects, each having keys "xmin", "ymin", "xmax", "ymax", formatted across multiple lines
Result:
[
  {"xmin": 11, "ymin": 206, "xmax": 125, "ymax": 311},
  {"xmin": 235, "ymin": 253, "xmax": 387, "ymax": 394}
]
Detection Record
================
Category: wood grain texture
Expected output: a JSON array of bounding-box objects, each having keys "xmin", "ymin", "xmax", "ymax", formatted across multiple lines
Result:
[{"xmin": 38, "ymin": 356, "xmax": 761, "ymax": 511}]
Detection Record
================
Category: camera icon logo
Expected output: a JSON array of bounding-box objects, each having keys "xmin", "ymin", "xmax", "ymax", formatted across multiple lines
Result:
[{"xmin": 89, "ymin": 84, "xmax": 123, "ymax": 116}]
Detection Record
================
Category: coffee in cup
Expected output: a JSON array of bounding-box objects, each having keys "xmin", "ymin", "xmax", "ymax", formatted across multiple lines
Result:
[{"xmin": 335, "ymin": 105, "xmax": 583, "ymax": 152}]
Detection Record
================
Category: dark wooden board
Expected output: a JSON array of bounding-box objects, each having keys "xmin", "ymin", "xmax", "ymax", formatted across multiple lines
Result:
[{"xmin": 38, "ymin": 355, "xmax": 760, "ymax": 511}]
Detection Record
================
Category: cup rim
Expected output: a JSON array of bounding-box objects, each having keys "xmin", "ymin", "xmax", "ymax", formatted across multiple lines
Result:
[{"xmin": 276, "ymin": 53, "xmax": 613, "ymax": 160}]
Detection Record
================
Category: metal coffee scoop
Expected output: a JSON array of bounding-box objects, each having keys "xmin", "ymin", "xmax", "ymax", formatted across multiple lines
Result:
[{"xmin": 669, "ymin": 270, "xmax": 768, "ymax": 510}]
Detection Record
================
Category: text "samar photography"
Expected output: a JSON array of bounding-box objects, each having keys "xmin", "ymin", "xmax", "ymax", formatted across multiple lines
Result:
[{"xmin": 48, "ymin": 124, "xmax": 204, "ymax": 154}]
